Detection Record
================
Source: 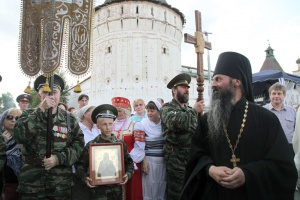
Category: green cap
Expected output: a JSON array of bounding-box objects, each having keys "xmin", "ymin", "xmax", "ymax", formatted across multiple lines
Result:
[{"xmin": 91, "ymin": 104, "xmax": 118, "ymax": 123}]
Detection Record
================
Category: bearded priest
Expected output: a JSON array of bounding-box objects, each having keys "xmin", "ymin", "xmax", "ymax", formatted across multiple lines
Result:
[{"xmin": 180, "ymin": 52, "xmax": 297, "ymax": 200}]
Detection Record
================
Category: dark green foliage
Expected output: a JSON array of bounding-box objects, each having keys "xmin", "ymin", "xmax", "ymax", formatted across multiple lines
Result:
[{"xmin": 0, "ymin": 92, "xmax": 16, "ymax": 114}]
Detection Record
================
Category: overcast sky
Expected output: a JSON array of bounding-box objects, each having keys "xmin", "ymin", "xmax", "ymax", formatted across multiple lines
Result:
[{"xmin": 1, "ymin": 0, "xmax": 300, "ymax": 102}]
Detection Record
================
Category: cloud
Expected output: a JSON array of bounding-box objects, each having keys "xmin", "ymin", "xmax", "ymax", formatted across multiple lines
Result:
[{"xmin": 1, "ymin": 0, "xmax": 300, "ymax": 102}]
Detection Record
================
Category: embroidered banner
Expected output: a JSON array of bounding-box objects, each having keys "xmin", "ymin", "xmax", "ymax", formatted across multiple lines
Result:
[{"xmin": 19, "ymin": 0, "xmax": 94, "ymax": 77}]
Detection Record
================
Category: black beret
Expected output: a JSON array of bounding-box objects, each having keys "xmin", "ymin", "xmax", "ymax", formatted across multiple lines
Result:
[
  {"xmin": 16, "ymin": 94, "xmax": 32, "ymax": 103},
  {"xmin": 91, "ymin": 104, "xmax": 118, "ymax": 124},
  {"xmin": 167, "ymin": 73, "xmax": 191, "ymax": 89},
  {"xmin": 34, "ymin": 74, "xmax": 65, "ymax": 92}
]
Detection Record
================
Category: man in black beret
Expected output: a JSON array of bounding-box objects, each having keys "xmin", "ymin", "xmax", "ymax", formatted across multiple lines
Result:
[
  {"xmin": 76, "ymin": 104, "xmax": 134, "ymax": 200},
  {"xmin": 160, "ymin": 73, "xmax": 204, "ymax": 200},
  {"xmin": 14, "ymin": 74, "xmax": 85, "ymax": 199},
  {"xmin": 181, "ymin": 52, "xmax": 297, "ymax": 200},
  {"xmin": 16, "ymin": 94, "xmax": 32, "ymax": 111}
]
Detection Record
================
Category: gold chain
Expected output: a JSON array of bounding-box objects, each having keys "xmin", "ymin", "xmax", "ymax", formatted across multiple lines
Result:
[{"xmin": 224, "ymin": 101, "xmax": 248, "ymax": 167}]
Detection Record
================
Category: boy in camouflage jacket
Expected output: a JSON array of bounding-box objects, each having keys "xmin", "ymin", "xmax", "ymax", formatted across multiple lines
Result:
[{"xmin": 76, "ymin": 104, "xmax": 134, "ymax": 200}]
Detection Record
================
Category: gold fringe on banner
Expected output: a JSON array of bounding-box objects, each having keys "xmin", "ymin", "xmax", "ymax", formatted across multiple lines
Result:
[
  {"xmin": 24, "ymin": 80, "xmax": 32, "ymax": 94},
  {"xmin": 74, "ymin": 79, "xmax": 82, "ymax": 93},
  {"xmin": 42, "ymin": 76, "xmax": 51, "ymax": 93}
]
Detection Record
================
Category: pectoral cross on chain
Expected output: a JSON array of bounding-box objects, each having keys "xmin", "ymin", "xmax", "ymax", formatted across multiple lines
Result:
[{"xmin": 230, "ymin": 154, "xmax": 240, "ymax": 168}]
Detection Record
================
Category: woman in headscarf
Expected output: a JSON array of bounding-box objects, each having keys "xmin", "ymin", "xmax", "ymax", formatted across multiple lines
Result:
[
  {"xmin": 140, "ymin": 100, "xmax": 166, "ymax": 200},
  {"xmin": 0, "ymin": 108, "xmax": 22, "ymax": 200},
  {"xmin": 112, "ymin": 97, "xmax": 144, "ymax": 200},
  {"xmin": 77, "ymin": 105, "xmax": 100, "ymax": 145}
]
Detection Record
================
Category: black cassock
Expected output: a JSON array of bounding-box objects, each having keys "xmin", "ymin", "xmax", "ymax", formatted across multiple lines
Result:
[{"xmin": 180, "ymin": 97, "xmax": 297, "ymax": 200}]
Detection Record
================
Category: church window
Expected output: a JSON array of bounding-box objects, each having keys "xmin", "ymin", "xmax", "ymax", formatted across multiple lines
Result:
[
  {"xmin": 136, "ymin": 6, "xmax": 139, "ymax": 14},
  {"xmin": 162, "ymin": 45, "xmax": 168, "ymax": 54},
  {"xmin": 107, "ymin": 9, "xmax": 110, "ymax": 18},
  {"xmin": 134, "ymin": 75, "xmax": 141, "ymax": 83},
  {"xmin": 121, "ymin": 6, "xmax": 124, "ymax": 14},
  {"xmin": 106, "ymin": 46, "xmax": 112, "ymax": 54},
  {"xmin": 105, "ymin": 78, "xmax": 111, "ymax": 85},
  {"xmin": 151, "ymin": 7, "xmax": 154, "ymax": 16},
  {"xmin": 121, "ymin": 19, "xmax": 123, "ymax": 29},
  {"xmin": 164, "ymin": 11, "xmax": 167, "ymax": 21}
]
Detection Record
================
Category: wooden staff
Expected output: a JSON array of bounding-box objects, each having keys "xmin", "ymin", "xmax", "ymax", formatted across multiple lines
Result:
[
  {"xmin": 184, "ymin": 10, "xmax": 212, "ymax": 102},
  {"xmin": 46, "ymin": 75, "xmax": 54, "ymax": 158}
]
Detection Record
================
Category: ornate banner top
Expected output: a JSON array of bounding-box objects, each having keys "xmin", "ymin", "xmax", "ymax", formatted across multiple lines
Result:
[{"xmin": 19, "ymin": 0, "xmax": 94, "ymax": 77}]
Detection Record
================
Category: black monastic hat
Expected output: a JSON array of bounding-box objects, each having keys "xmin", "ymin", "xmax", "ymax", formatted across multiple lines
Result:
[
  {"xmin": 16, "ymin": 94, "xmax": 32, "ymax": 103},
  {"xmin": 213, "ymin": 52, "xmax": 254, "ymax": 102},
  {"xmin": 91, "ymin": 104, "xmax": 118, "ymax": 124},
  {"xmin": 34, "ymin": 74, "xmax": 65, "ymax": 92},
  {"xmin": 167, "ymin": 73, "xmax": 191, "ymax": 89}
]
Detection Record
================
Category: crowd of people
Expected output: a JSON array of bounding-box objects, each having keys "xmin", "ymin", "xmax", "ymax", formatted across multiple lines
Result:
[{"xmin": 0, "ymin": 51, "xmax": 299, "ymax": 200}]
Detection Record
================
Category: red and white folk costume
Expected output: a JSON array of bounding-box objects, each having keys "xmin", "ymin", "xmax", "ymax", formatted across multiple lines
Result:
[{"xmin": 112, "ymin": 97, "xmax": 145, "ymax": 200}]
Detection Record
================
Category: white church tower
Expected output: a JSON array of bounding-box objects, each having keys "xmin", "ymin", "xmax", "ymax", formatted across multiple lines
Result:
[{"xmin": 89, "ymin": 0, "xmax": 185, "ymax": 105}]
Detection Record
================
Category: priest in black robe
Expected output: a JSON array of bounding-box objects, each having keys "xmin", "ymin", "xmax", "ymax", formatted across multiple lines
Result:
[{"xmin": 180, "ymin": 52, "xmax": 297, "ymax": 200}]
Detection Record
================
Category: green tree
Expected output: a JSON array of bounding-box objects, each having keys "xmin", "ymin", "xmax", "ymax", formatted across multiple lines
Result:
[
  {"xmin": 59, "ymin": 70, "xmax": 71, "ymax": 104},
  {"xmin": 29, "ymin": 70, "xmax": 71, "ymax": 108},
  {"xmin": 30, "ymin": 90, "xmax": 40, "ymax": 108},
  {"xmin": 0, "ymin": 92, "xmax": 16, "ymax": 114}
]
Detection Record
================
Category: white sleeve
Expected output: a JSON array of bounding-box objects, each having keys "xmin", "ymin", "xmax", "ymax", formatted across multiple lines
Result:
[
  {"xmin": 129, "ymin": 141, "xmax": 145, "ymax": 164},
  {"xmin": 129, "ymin": 122, "xmax": 146, "ymax": 167}
]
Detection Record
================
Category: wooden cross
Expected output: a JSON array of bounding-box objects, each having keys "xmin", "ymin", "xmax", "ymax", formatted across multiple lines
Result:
[
  {"xmin": 184, "ymin": 10, "xmax": 212, "ymax": 102},
  {"xmin": 230, "ymin": 154, "xmax": 240, "ymax": 168}
]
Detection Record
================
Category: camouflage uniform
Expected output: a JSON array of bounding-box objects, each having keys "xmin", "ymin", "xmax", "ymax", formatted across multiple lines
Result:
[
  {"xmin": 14, "ymin": 107, "xmax": 85, "ymax": 199},
  {"xmin": 76, "ymin": 134, "xmax": 134, "ymax": 200},
  {"xmin": 160, "ymin": 99, "xmax": 198, "ymax": 200}
]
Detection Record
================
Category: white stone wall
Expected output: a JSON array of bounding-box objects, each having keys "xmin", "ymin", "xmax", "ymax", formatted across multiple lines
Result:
[
  {"xmin": 67, "ymin": 69, "xmax": 213, "ymax": 110},
  {"xmin": 67, "ymin": 2, "xmax": 213, "ymax": 109},
  {"xmin": 89, "ymin": 1, "xmax": 184, "ymax": 106}
]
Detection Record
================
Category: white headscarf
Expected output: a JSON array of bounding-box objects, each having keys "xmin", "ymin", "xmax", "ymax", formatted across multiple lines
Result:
[
  {"xmin": 150, "ymin": 99, "xmax": 162, "ymax": 111},
  {"xmin": 76, "ymin": 105, "xmax": 94, "ymax": 121}
]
